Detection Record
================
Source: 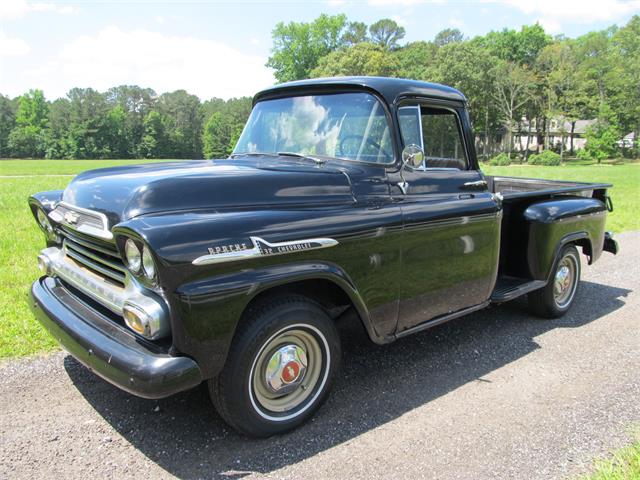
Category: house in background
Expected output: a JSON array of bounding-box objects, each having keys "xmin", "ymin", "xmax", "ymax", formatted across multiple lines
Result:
[
  {"xmin": 513, "ymin": 118, "xmax": 596, "ymax": 154},
  {"xmin": 617, "ymin": 131, "xmax": 636, "ymax": 149}
]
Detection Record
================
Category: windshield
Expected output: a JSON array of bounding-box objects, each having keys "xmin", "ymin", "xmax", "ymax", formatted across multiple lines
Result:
[{"xmin": 233, "ymin": 92, "xmax": 394, "ymax": 164}]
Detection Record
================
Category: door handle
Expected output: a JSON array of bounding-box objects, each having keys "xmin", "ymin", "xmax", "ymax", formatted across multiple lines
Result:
[{"xmin": 461, "ymin": 180, "xmax": 488, "ymax": 191}]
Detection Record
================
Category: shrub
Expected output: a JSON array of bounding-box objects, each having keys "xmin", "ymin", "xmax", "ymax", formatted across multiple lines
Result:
[
  {"xmin": 489, "ymin": 153, "xmax": 511, "ymax": 166},
  {"xmin": 528, "ymin": 150, "xmax": 561, "ymax": 166}
]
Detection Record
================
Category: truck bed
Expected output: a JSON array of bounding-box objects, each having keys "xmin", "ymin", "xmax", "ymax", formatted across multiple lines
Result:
[{"xmin": 485, "ymin": 176, "xmax": 611, "ymax": 201}]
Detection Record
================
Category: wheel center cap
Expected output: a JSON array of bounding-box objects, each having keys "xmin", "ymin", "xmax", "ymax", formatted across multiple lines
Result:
[
  {"xmin": 281, "ymin": 361, "xmax": 301, "ymax": 383},
  {"xmin": 264, "ymin": 344, "xmax": 308, "ymax": 394}
]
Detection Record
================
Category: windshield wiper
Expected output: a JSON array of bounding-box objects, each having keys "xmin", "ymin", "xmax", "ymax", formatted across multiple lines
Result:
[
  {"xmin": 230, "ymin": 151, "xmax": 328, "ymax": 165},
  {"xmin": 277, "ymin": 152, "xmax": 327, "ymax": 165},
  {"xmin": 229, "ymin": 152, "xmax": 280, "ymax": 159}
]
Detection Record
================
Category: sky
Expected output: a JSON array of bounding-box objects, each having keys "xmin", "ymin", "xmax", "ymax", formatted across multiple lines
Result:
[{"xmin": 1, "ymin": 0, "xmax": 639, "ymax": 101}]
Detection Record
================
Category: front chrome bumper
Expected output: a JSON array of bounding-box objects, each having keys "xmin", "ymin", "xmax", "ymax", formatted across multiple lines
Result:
[
  {"xmin": 37, "ymin": 246, "xmax": 170, "ymax": 338},
  {"xmin": 30, "ymin": 277, "xmax": 202, "ymax": 399}
]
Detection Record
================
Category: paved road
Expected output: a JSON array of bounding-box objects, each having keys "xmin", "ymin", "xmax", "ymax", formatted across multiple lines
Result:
[{"xmin": 1, "ymin": 232, "xmax": 639, "ymax": 480}]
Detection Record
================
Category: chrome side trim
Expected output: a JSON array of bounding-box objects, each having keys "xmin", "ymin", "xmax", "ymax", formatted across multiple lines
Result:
[
  {"xmin": 49, "ymin": 201, "xmax": 113, "ymax": 240},
  {"xmin": 192, "ymin": 236, "xmax": 339, "ymax": 266}
]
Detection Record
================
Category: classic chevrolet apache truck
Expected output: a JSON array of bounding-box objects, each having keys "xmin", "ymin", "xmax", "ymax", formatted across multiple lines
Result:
[{"xmin": 29, "ymin": 77, "xmax": 619, "ymax": 437}]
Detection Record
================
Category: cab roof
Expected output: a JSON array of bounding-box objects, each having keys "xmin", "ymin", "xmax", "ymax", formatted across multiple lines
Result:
[{"xmin": 254, "ymin": 76, "xmax": 467, "ymax": 106}]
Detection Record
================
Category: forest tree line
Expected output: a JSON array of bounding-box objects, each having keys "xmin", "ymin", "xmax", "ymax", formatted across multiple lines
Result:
[{"xmin": 1, "ymin": 14, "xmax": 638, "ymax": 161}]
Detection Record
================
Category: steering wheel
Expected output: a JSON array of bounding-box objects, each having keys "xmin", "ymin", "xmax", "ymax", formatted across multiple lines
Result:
[{"xmin": 338, "ymin": 135, "xmax": 392, "ymax": 161}]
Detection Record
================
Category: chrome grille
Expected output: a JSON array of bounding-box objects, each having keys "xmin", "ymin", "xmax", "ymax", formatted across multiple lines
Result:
[
  {"xmin": 61, "ymin": 228, "xmax": 126, "ymax": 287},
  {"xmin": 49, "ymin": 202, "xmax": 112, "ymax": 240},
  {"xmin": 55, "ymin": 203, "xmax": 103, "ymax": 229}
]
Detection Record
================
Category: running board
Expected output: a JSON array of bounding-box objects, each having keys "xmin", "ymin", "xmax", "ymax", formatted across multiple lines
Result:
[
  {"xmin": 491, "ymin": 276, "xmax": 546, "ymax": 303},
  {"xmin": 395, "ymin": 301, "xmax": 490, "ymax": 339}
]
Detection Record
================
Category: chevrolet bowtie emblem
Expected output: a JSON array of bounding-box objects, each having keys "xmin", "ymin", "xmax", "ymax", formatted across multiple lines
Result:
[{"xmin": 64, "ymin": 210, "xmax": 80, "ymax": 224}]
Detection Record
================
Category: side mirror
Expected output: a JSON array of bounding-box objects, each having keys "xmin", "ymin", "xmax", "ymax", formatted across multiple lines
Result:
[
  {"xmin": 402, "ymin": 144, "xmax": 425, "ymax": 169},
  {"xmin": 397, "ymin": 144, "xmax": 424, "ymax": 195}
]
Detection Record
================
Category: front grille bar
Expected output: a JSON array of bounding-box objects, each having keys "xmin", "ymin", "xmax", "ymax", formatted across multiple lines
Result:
[{"xmin": 64, "ymin": 243, "xmax": 126, "ymax": 284}]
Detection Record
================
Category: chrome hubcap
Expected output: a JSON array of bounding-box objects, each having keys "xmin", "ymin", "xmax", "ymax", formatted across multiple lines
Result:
[
  {"xmin": 553, "ymin": 255, "xmax": 577, "ymax": 307},
  {"xmin": 264, "ymin": 344, "xmax": 308, "ymax": 394},
  {"xmin": 251, "ymin": 328, "xmax": 324, "ymax": 415}
]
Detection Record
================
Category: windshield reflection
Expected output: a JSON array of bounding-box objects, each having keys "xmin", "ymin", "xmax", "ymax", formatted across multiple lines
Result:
[{"xmin": 233, "ymin": 93, "xmax": 393, "ymax": 164}]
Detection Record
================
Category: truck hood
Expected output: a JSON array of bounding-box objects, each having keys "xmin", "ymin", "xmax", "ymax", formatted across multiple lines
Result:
[{"xmin": 61, "ymin": 158, "xmax": 356, "ymax": 226}]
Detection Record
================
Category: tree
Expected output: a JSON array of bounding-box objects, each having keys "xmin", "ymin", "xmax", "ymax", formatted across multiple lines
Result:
[
  {"xmin": 481, "ymin": 24, "xmax": 550, "ymax": 66},
  {"xmin": 0, "ymin": 95, "xmax": 17, "ymax": 157},
  {"xmin": 7, "ymin": 90, "xmax": 49, "ymax": 158},
  {"xmin": 139, "ymin": 111, "xmax": 167, "ymax": 158},
  {"xmin": 369, "ymin": 19, "xmax": 405, "ymax": 50},
  {"xmin": 105, "ymin": 85, "xmax": 157, "ymax": 157},
  {"xmin": 202, "ymin": 112, "xmax": 234, "ymax": 159},
  {"xmin": 579, "ymin": 104, "xmax": 620, "ymax": 163},
  {"xmin": 156, "ymin": 90, "xmax": 204, "ymax": 158},
  {"xmin": 311, "ymin": 43, "xmax": 399, "ymax": 78},
  {"xmin": 434, "ymin": 28, "xmax": 464, "ymax": 47},
  {"xmin": 103, "ymin": 106, "xmax": 129, "ymax": 158},
  {"xmin": 491, "ymin": 61, "xmax": 536, "ymax": 158},
  {"xmin": 393, "ymin": 41, "xmax": 438, "ymax": 80},
  {"xmin": 266, "ymin": 14, "xmax": 348, "ymax": 82},
  {"xmin": 427, "ymin": 40, "xmax": 496, "ymax": 157},
  {"xmin": 342, "ymin": 21, "xmax": 368, "ymax": 46},
  {"xmin": 611, "ymin": 15, "xmax": 640, "ymax": 157}
]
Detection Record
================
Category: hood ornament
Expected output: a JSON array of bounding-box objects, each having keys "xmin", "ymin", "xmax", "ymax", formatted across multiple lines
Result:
[{"xmin": 193, "ymin": 236, "xmax": 339, "ymax": 266}]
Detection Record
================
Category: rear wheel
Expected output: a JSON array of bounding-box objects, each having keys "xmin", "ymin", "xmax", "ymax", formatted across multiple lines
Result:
[
  {"xmin": 208, "ymin": 295, "xmax": 340, "ymax": 437},
  {"xmin": 528, "ymin": 244, "xmax": 581, "ymax": 318}
]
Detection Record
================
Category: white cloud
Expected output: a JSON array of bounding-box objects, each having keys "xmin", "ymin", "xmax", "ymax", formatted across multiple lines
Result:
[
  {"xmin": 0, "ymin": 0, "xmax": 78, "ymax": 21},
  {"xmin": 20, "ymin": 26, "xmax": 274, "ymax": 100},
  {"xmin": 501, "ymin": 0, "xmax": 640, "ymax": 27},
  {"xmin": 448, "ymin": 17, "xmax": 465, "ymax": 30},
  {"xmin": 0, "ymin": 31, "xmax": 31, "ymax": 56}
]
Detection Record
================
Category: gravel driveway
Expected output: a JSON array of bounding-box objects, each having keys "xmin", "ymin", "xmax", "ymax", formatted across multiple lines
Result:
[{"xmin": 1, "ymin": 232, "xmax": 639, "ymax": 480}]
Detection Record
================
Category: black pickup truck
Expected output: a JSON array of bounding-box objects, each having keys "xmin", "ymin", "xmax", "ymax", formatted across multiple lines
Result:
[{"xmin": 29, "ymin": 77, "xmax": 619, "ymax": 437}]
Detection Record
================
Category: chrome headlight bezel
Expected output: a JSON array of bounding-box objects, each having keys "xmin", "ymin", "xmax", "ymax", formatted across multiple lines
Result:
[
  {"xmin": 124, "ymin": 238, "xmax": 142, "ymax": 273},
  {"xmin": 141, "ymin": 245, "xmax": 156, "ymax": 280},
  {"xmin": 119, "ymin": 235, "xmax": 158, "ymax": 286},
  {"xmin": 35, "ymin": 207, "xmax": 58, "ymax": 242}
]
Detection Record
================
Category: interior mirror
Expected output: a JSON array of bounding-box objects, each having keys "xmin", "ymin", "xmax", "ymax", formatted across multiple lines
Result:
[{"xmin": 402, "ymin": 144, "xmax": 424, "ymax": 169}]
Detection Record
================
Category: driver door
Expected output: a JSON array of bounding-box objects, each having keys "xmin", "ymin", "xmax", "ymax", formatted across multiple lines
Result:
[{"xmin": 394, "ymin": 101, "xmax": 501, "ymax": 333}]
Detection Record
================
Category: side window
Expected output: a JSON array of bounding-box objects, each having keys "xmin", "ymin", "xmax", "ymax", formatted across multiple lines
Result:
[
  {"xmin": 421, "ymin": 107, "xmax": 468, "ymax": 170},
  {"xmin": 398, "ymin": 106, "xmax": 422, "ymax": 148},
  {"xmin": 398, "ymin": 105, "xmax": 468, "ymax": 170}
]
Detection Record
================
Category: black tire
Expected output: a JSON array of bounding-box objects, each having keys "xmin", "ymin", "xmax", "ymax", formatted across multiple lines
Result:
[
  {"xmin": 528, "ymin": 244, "xmax": 581, "ymax": 319},
  {"xmin": 208, "ymin": 295, "xmax": 341, "ymax": 437}
]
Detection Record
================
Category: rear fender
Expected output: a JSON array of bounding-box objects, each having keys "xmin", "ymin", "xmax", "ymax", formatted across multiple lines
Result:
[{"xmin": 524, "ymin": 197, "xmax": 607, "ymax": 280}]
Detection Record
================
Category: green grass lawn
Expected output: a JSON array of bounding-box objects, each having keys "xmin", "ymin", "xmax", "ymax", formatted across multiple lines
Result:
[
  {"xmin": 579, "ymin": 437, "xmax": 640, "ymax": 479},
  {"xmin": 0, "ymin": 158, "xmax": 178, "ymax": 176},
  {"xmin": 483, "ymin": 164, "xmax": 640, "ymax": 233},
  {"xmin": 0, "ymin": 160, "xmax": 638, "ymax": 359}
]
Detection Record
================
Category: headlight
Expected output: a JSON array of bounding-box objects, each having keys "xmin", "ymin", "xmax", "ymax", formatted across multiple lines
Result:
[
  {"xmin": 124, "ymin": 238, "xmax": 141, "ymax": 272},
  {"xmin": 141, "ymin": 246, "xmax": 156, "ymax": 280},
  {"xmin": 36, "ymin": 208, "xmax": 53, "ymax": 233}
]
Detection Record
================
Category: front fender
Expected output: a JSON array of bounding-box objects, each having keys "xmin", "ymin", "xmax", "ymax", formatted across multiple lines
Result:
[{"xmin": 173, "ymin": 261, "xmax": 374, "ymax": 378}]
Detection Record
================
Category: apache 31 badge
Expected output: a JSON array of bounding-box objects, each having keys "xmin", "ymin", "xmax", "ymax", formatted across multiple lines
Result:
[{"xmin": 193, "ymin": 236, "xmax": 339, "ymax": 266}]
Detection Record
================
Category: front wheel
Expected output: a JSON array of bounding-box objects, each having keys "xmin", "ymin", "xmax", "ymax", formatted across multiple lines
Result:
[
  {"xmin": 208, "ymin": 295, "xmax": 340, "ymax": 437},
  {"xmin": 528, "ymin": 244, "xmax": 581, "ymax": 318}
]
